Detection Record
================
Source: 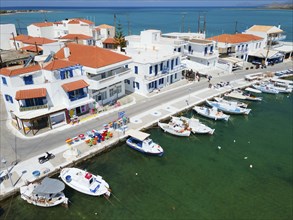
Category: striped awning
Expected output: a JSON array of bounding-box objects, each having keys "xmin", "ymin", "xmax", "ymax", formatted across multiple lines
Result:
[
  {"xmin": 15, "ymin": 88, "xmax": 47, "ymax": 100},
  {"xmin": 61, "ymin": 80, "xmax": 89, "ymax": 92}
]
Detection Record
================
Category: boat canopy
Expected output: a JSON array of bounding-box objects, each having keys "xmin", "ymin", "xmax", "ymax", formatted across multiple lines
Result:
[
  {"xmin": 127, "ymin": 129, "xmax": 150, "ymax": 141},
  {"xmin": 33, "ymin": 177, "xmax": 65, "ymax": 194}
]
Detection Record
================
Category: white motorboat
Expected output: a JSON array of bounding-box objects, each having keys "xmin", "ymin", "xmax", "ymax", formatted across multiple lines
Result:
[
  {"xmin": 20, "ymin": 177, "xmax": 68, "ymax": 207},
  {"xmin": 158, "ymin": 121, "xmax": 191, "ymax": 137},
  {"xmin": 245, "ymin": 87, "xmax": 262, "ymax": 94},
  {"xmin": 171, "ymin": 116, "xmax": 215, "ymax": 134},
  {"xmin": 126, "ymin": 129, "xmax": 164, "ymax": 156},
  {"xmin": 193, "ymin": 106, "xmax": 230, "ymax": 121},
  {"xmin": 214, "ymin": 97, "xmax": 248, "ymax": 108},
  {"xmin": 252, "ymin": 84, "xmax": 279, "ymax": 94},
  {"xmin": 224, "ymin": 90, "xmax": 262, "ymax": 101},
  {"xmin": 60, "ymin": 167, "xmax": 111, "ymax": 197},
  {"xmin": 206, "ymin": 100, "xmax": 251, "ymax": 115}
]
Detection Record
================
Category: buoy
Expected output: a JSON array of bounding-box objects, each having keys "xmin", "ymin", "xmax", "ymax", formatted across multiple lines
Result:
[
  {"xmin": 135, "ymin": 173, "xmax": 138, "ymax": 175},
  {"xmin": 95, "ymin": 213, "xmax": 98, "ymax": 215},
  {"xmin": 244, "ymin": 157, "xmax": 248, "ymax": 159},
  {"xmin": 233, "ymin": 140, "xmax": 236, "ymax": 143},
  {"xmin": 248, "ymin": 141, "xmax": 250, "ymax": 144},
  {"xmin": 218, "ymin": 146, "xmax": 221, "ymax": 149},
  {"xmin": 250, "ymin": 164, "xmax": 253, "ymax": 168}
]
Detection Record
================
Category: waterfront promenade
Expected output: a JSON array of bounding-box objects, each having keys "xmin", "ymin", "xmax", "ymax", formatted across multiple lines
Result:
[{"xmin": 0, "ymin": 61, "xmax": 292, "ymax": 201}]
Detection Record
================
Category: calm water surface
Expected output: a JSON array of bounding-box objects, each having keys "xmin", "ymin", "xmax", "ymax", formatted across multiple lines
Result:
[
  {"xmin": 1, "ymin": 92, "xmax": 292, "ymax": 220},
  {"xmin": 0, "ymin": 7, "xmax": 292, "ymax": 40}
]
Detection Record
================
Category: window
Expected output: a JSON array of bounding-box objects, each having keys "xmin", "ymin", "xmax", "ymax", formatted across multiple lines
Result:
[
  {"xmin": 204, "ymin": 47, "xmax": 208, "ymax": 55},
  {"xmin": 5, "ymin": 94, "xmax": 13, "ymax": 103},
  {"xmin": 23, "ymin": 75, "xmax": 33, "ymax": 85},
  {"xmin": 178, "ymin": 47, "xmax": 181, "ymax": 52},
  {"xmin": 174, "ymin": 73, "xmax": 177, "ymax": 79},
  {"xmin": 155, "ymin": 65, "xmax": 158, "ymax": 75},
  {"xmin": 136, "ymin": 82, "xmax": 140, "ymax": 89},
  {"xmin": 149, "ymin": 66, "xmax": 152, "ymax": 74},
  {"xmin": 2, "ymin": 77, "xmax": 7, "ymax": 85},
  {"xmin": 160, "ymin": 62, "xmax": 163, "ymax": 71},
  {"xmin": 159, "ymin": 78, "xmax": 164, "ymax": 85},
  {"xmin": 125, "ymin": 65, "xmax": 128, "ymax": 68},
  {"xmin": 210, "ymin": 46, "xmax": 213, "ymax": 52},
  {"xmin": 176, "ymin": 58, "xmax": 178, "ymax": 66},
  {"xmin": 124, "ymin": 79, "xmax": 130, "ymax": 84},
  {"xmin": 134, "ymin": 66, "xmax": 138, "ymax": 74}
]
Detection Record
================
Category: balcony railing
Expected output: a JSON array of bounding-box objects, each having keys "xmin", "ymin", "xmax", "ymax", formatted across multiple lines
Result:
[
  {"xmin": 90, "ymin": 67, "xmax": 131, "ymax": 82},
  {"xmin": 20, "ymin": 104, "xmax": 48, "ymax": 112},
  {"xmin": 69, "ymin": 93, "xmax": 87, "ymax": 102}
]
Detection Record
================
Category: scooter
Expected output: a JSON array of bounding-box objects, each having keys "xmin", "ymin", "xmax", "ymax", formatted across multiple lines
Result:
[{"xmin": 38, "ymin": 152, "xmax": 55, "ymax": 164}]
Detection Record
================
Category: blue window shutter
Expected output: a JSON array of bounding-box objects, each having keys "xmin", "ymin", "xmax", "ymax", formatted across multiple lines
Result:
[
  {"xmin": 69, "ymin": 70, "xmax": 73, "ymax": 77},
  {"xmin": 2, "ymin": 77, "xmax": 7, "ymax": 85},
  {"xmin": 134, "ymin": 66, "xmax": 138, "ymax": 74},
  {"xmin": 5, "ymin": 95, "xmax": 9, "ymax": 101},
  {"xmin": 149, "ymin": 66, "xmax": 152, "ymax": 74},
  {"xmin": 60, "ymin": 71, "xmax": 65, "ymax": 80},
  {"xmin": 136, "ymin": 82, "xmax": 140, "ymax": 89},
  {"xmin": 9, "ymin": 96, "xmax": 13, "ymax": 103}
]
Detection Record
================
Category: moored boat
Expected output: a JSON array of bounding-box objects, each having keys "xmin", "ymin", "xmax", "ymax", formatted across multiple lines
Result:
[
  {"xmin": 193, "ymin": 106, "xmax": 230, "ymax": 121},
  {"xmin": 252, "ymin": 84, "xmax": 279, "ymax": 94},
  {"xmin": 158, "ymin": 121, "xmax": 191, "ymax": 137},
  {"xmin": 214, "ymin": 97, "xmax": 248, "ymax": 108},
  {"xmin": 172, "ymin": 116, "xmax": 215, "ymax": 134},
  {"xmin": 60, "ymin": 168, "xmax": 111, "ymax": 197},
  {"xmin": 126, "ymin": 129, "xmax": 164, "ymax": 156},
  {"xmin": 206, "ymin": 100, "xmax": 251, "ymax": 115},
  {"xmin": 225, "ymin": 90, "xmax": 262, "ymax": 101},
  {"xmin": 20, "ymin": 177, "xmax": 68, "ymax": 207}
]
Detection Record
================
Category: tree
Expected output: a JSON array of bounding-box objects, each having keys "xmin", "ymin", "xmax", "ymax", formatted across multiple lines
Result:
[{"xmin": 114, "ymin": 21, "xmax": 127, "ymax": 51}]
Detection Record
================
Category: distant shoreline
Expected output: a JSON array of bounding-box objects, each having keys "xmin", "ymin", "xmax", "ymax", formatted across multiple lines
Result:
[{"xmin": 0, "ymin": 10, "xmax": 50, "ymax": 16}]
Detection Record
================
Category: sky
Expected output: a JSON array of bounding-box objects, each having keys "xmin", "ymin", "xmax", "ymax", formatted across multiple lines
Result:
[{"xmin": 0, "ymin": 0, "xmax": 289, "ymax": 8}]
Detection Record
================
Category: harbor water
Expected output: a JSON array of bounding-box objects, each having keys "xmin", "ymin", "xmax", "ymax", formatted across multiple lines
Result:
[{"xmin": 1, "ymin": 92, "xmax": 292, "ymax": 220}]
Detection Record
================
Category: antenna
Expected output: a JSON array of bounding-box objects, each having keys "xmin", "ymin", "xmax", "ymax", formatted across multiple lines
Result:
[{"xmin": 234, "ymin": 21, "xmax": 238, "ymax": 33}]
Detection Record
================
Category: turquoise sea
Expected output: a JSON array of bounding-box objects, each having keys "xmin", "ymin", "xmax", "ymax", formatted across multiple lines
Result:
[
  {"xmin": 0, "ymin": 7, "xmax": 292, "ymax": 41},
  {"xmin": 0, "ymin": 92, "xmax": 292, "ymax": 220},
  {"xmin": 0, "ymin": 7, "xmax": 293, "ymax": 220}
]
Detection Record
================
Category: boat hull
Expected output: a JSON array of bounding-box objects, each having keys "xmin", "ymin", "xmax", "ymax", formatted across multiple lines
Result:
[
  {"xmin": 60, "ymin": 168, "xmax": 110, "ymax": 197},
  {"xmin": 158, "ymin": 122, "xmax": 190, "ymax": 136},
  {"xmin": 126, "ymin": 138, "xmax": 164, "ymax": 156}
]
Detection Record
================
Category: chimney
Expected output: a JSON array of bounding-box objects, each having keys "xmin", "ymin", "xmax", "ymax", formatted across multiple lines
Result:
[{"xmin": 64, "ymin": 46, "xmax": 70, "ymax": 58}]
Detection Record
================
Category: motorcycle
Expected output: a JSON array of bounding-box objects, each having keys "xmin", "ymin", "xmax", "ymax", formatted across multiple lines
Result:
[{"xmin": 38, "ymin": 152, "xmax": 55, "ymax": 164}]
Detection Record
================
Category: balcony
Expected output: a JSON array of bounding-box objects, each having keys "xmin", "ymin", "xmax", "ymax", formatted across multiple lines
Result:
[
  {"xmin": 88, "ymin": 68, "xmax": 132, "ymax": 89},
  {"xmin": 20, "ymin": 104, "xmax": 48, "ymax": 112}
]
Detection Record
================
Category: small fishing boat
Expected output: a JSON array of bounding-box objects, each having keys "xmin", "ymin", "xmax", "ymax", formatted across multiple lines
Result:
[
  {"xmin": 252, "ymin": 84, "xmax": 279, "ymax": 94},
  {"xmin": 158, "ymin": 121, "xmax": 191, "ymax": 137},
  {"xmin": 20, "ymin": 177, "xmax": 68, "ymax": 207},
  {"xmin": 245, "ymin": 87, "xmax": 262, "ymax": 94},
  {"xmin": 206, "ymin": 100, "xmax": 251, "ymax": 115},
  {"xmin": 224, "ymin": 90, "xmax": 262, "ymax": 101},
  {"xmin": 60, "ymin": 168, "xmax": 111, "ymax": 197},
  {"xmin": 193, "ymin": 106, "xmax": 230, "ymax": 121},
  {"xmin": 171, "ymin": 116, "xmax": 215, "ymax": 134},
  {"xmin": 126, "ymin": 129, "xmax": 164, "ymax": 156},
  {"xmin": 214, "ymin": 97, "xmax": 248, "ymax": 108}
]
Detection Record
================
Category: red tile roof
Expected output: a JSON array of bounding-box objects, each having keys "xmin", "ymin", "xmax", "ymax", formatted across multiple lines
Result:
[
  {"xmin": 12, "ymin": 35, "xmax": 56, "ymax": 45},
  {"xmin": 21, "ymin": 45, "xmax": 43, "ymax": 52},
  {"xmin": 61, "ymin": 80, "xmax": 89, "ymax": 92},
  {"xmin": 55, "ymin": 43, "xmax": 131, "ymax": 68},
  {"xmin": 207, "ymin": 34, "xmax": 263, "ymax": 44},
  {"xmin": 60, "ymin": 34, "xmax": 92, "ymax": 40},
  {"xmin": 68, "ymin": 18, "xmax": 94, "ymax": 25},
  {"xmin": 31, "ymin": 22, "xmax": 54, "ymax": 27},
  {"xmin": 0, "ymin": 65, "xmax": 41, "ymax": 77},
  {"xmin": 43, "ymin": 60, "xmax": 79, "ymax": 71},
  {"xmin": 15, "ymin": 88, "xmax": 47, "ymax": 100},
  {"xmin": 103, "ymin": 38, "xmax": 117, "ymax": 44}
]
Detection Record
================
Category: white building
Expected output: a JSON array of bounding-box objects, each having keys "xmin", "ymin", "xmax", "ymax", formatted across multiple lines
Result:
[
  {"xmin": 54, "ymin": 43, "xmax": 132, "ymax": 107},
  {"xmin": 125, "ymin": 30, "xmax": 186, "ymax": 95},
  {"xmin": 243, "ymin": 25, "xmax": 286, "ymax": 46},
  {"xmin": 207, "ymin": 33, "xmax": 264, "ymax": 61},
  {"xmin": 27, "ymin": 22, "xmax": 55, "ymax": 39},
  {"xmin": 0, "ymin": 60, "xmax": 89, "ymax": 135},
  {"xmin": 0, "ymin": 24, "xmax": 17, "ymax": 50},
  {"xmin": 185, "ymin": 39, "xmax": 218, "ymax": 67}
]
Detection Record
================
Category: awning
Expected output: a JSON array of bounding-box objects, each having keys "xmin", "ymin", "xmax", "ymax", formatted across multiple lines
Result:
[
  {"xmin": 127, "ymin": 129, "xmax": 150, "ymax": 141},
  {"xmin": 249, "ymin": 49, "xmax": 282, "ymax": 59},
  {"xmin": 15, "ymin": 88, "xmax": 46, "ymax": 100},
  {"xmin": 33, "ymin": 177, "xmax": 65, "ymax": 194},
  {"xmin": 62, "ymin": 80, "xmax": 89, "ymax": 92}
]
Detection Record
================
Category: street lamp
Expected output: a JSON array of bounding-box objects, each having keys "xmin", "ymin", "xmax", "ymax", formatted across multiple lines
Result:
[{"xmin": 1, "ymin": 158, "xmax": 13, "ymax": 187}]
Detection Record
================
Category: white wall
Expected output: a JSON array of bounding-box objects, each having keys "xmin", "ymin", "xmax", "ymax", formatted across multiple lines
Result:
[{"xmin": 0, "ymin": 24, "xmax": 17, "ymax": 50}]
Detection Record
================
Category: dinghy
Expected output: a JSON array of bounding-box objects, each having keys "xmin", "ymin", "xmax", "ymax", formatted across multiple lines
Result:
[
  {"xmin": 193, "ymin": 106, "xmax": 230, "ymax": 121},
  {"xmin": 158, "ymin": 121, "xmax": 191, "ymax": 137}
]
